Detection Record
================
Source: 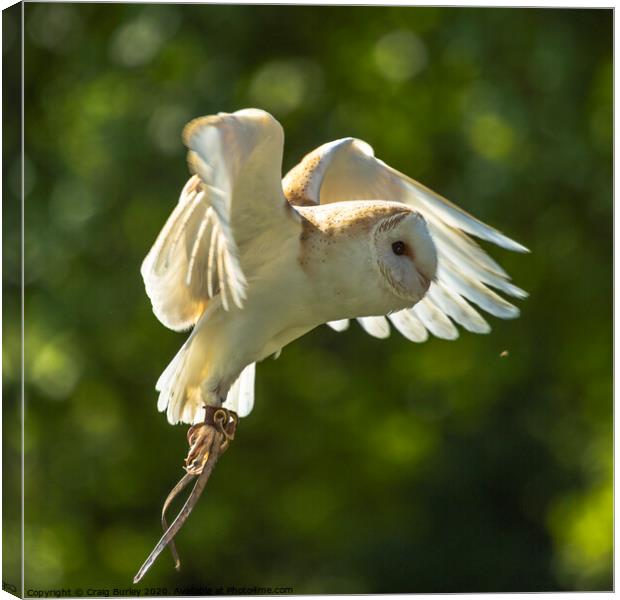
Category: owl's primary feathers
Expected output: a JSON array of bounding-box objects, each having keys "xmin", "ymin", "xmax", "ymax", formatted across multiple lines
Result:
[{"xmin": 141, "ymin": 109, "xmax": 528, "ymax": 425}]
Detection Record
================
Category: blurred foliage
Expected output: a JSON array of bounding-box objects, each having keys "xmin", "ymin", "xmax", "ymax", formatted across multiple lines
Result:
[{"xmin": 5, "ymin": 4, "xmax": 612, "ymax": 593}]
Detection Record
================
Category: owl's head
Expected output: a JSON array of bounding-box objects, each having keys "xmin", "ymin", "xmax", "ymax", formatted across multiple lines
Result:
[{"xmin": 372, "ymin": 209, "xmax": 437, "ymax": 304}]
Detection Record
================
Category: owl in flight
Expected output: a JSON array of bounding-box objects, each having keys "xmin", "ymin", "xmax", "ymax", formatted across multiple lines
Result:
[{"xmin": 141, "ymin": 108, "xmax": 528, "ymax": 426}]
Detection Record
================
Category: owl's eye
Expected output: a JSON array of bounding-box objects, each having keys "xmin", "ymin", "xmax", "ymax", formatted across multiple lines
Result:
[{"xmin": 392, "ymin": 241, "xmax": 406, "ymax": 256}]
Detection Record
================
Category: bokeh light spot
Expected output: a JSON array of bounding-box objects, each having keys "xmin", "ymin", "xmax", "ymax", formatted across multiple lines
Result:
[
  {"xmin": 249, "ymin": 59, "xmax": 322, "ymax": 115},
  {"xmin": 466, "ymin": 112, "xmax": 515, "ymax": 162},
  {"xmin": 548, "ymin": 483, "xmax": 612, "ymax": 588},
  {"xmin": 110, "ymin": 13, "xmax": 169, "ymax": 67},
  {"xmin": 374, "ymin": 30, "xmax": 427, "ymax": 83},
  {"xmin": 26, "ymin": 4, "xmax": 82, "ymax": 53},
  {"xmin": 25, "ymin": 528, "xmax": 66, "ymax": 585},
  {"xmin": 50, "ymin": 179, "xmax": 100, "ymax": 231},
  {"xmin": 31, "ymin": 337, "xmax": 81, "ymax": 400}
]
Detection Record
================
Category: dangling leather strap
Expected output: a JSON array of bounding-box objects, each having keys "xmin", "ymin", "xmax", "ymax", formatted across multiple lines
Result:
[{"xmin": 133, "ymin": 407, "xmax": 239, "ymax": 583}]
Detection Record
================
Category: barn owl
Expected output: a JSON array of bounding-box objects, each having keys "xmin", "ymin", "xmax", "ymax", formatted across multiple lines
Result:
[{"xmin": 141, "ymin": 108, "xmax": 528, "ymax": 426}]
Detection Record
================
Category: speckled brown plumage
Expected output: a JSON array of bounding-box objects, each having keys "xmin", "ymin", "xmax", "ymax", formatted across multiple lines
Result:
[
  {"xmin": 295, "ymin": 202, "xmax": 413, "ymax": 272},
  {"xmin": 282, "ymin": 149, "xmax": 323, "ymax": 206}
]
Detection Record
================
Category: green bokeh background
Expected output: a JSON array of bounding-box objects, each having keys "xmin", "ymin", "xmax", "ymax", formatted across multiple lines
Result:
[{"xmin": 5, "ymin": 4, "xmax": 612, "ymax": 593}]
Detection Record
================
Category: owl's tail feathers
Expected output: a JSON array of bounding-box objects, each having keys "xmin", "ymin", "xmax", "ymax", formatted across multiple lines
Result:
[
  {"xmin": 156, "ymin": 341, "xmax": 198, "ymax": 425},
  {"xmin": 222, "ymin": 362, "xmax": 256, "ymax": 418},
  {"xmin": 156, "ymin": 342, "xmax": 256, "ymax": 425}
]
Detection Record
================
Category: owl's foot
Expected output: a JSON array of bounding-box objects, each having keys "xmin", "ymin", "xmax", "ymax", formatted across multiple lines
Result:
[
  {"xmin": 184, "ymin": 406, "xmax": 238, "ymax": 474},
  {"xmin": 133, "ymin": 407, "xmax": 238, "ymax": 584}
]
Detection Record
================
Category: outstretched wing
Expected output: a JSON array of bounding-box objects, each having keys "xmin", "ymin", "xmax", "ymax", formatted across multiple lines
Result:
[
  {"xmin": 283, "ymin": 137, "xmax": 528, "ymax": 342},
  {"xmin": 141, "ymin": 109, "xmax": 298, "ymax": 330}
]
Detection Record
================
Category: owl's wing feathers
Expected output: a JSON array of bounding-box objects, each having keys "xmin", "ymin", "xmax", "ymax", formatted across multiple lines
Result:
[
  {"xmin": 287, "ymin": 138, "xmax": 528, "ymax": 343},
  {"xmin": 141, "ymin": 109, "xmax": 297, "ymax": 331}
]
